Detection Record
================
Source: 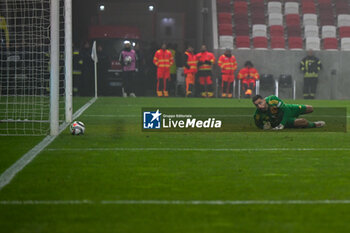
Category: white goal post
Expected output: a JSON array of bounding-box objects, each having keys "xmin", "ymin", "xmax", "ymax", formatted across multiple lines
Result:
[{"xmin": 0, "ymin": 0, "xmax": 73, "ymax": 136}]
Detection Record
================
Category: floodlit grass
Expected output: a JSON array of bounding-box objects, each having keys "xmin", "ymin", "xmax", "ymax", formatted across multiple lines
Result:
[
  {"xmin": 1, "ymin": 97, "xmax": 350, "ymax": 233},
  {"xmin": 0, "ymin": 97, "xmax": 91, "ymax": 174}
]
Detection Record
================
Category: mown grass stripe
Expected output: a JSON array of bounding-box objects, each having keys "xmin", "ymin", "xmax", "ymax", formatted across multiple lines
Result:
[
  {"xmin": 2, "ymin": 200, "xmax": 350, "ymax": 205},
  {"xmin": 45, "ymin": 147, "xmax": 350, "ymax": 152}
]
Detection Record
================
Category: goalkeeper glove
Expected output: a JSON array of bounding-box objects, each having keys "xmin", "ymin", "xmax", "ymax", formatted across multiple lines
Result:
[{"xmin": 272, "ymin": 124, "xmax": 284, "ymax": 130}]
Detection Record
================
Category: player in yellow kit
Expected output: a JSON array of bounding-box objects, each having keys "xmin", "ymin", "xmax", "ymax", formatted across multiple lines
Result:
[{"xmin": 252, "ymin": 95, "xmax": 325, "ymax": 130}]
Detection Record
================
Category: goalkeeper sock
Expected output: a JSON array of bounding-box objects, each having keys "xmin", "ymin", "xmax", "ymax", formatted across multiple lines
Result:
[{"xmin": 307, "ymin": 122, "xmax": 316, "ymax": 128}]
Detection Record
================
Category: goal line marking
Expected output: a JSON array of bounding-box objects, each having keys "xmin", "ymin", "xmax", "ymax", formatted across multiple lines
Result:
[
  {"xmin": 0, "ymin": 97, "xmax": 97, "ymax": 191},
  {"xmin": 45, "ymin": 147, "xmax": 350, "ymax": 152},
  {"xmin": 1, "ymin": 199, "xmax": 350, "ymax": 205}
]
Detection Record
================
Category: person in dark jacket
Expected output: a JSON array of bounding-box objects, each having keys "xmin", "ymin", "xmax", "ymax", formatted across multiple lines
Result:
[{"xmin": 300, "ymin": 50, "xmax": 322, "ymax": 99}]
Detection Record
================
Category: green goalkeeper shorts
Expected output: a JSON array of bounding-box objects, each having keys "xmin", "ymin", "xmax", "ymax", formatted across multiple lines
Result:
[{"xmin": 284, "ymin": 104, "xmax": 307, "ymax": 128}]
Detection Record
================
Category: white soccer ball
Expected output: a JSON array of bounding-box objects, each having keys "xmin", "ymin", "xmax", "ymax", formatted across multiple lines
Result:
[
  {"xmin": 124, "ymin": 56, "xmax": 132, "ymax": 65},
  {"xmin": 70, "ymin": 121, "xmax": 85, "ymax": 135}
]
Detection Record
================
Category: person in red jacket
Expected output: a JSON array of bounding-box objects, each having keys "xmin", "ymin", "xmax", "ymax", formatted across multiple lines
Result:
[
  {"xmin": 153, "ymin": 43, "xmax": 174, "ymax": 97},
  {"xmin": 183, "ymin": 45, "xmax": 197, "ymax": 97},
  {"xmin": 196, "ymin": 45, "xmax": 216, "ymax": 98},
  {"xmin": 218, "ymin": 49, "xmax": 237, "ymax": 98},
  {"xmin": 238, "ymin": 61, "xmax": 260, "ymax": 98}
]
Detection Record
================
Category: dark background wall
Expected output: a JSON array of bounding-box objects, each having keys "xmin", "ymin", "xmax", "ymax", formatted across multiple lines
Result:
[{"xmin": 73, "ymin": 0, "xmax": 200, "ymax": 50}]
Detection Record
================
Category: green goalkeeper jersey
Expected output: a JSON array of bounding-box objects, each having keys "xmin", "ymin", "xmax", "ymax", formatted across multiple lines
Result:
[{"xmin": 254, "ymin": 95, "xmax": 286, "ymax": 129}]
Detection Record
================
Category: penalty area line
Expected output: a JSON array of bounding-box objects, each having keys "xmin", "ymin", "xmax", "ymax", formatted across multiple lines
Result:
[
  {"xmin": 0, "ymin": 97, "xmax": 97, "ymax": 191},
  {"xmin": 2, "ymin": 200, "xmax": 350, "ymax": 205}
]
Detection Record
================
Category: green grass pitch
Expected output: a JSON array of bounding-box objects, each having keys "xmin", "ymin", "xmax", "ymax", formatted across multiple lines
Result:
[{"xmin": 1, "ymin": 97, "xmax": 350, "ymax": 233}]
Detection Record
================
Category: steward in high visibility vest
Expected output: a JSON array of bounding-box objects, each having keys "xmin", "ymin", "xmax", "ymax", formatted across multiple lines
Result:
[
  {"xmin": 218, "ymin": 49, "xmax": 237, "ymax": 98},
  {"xmin": 300, "ymin": 50, "xmax": 322, "ymax": 99},
  {"xmin": 153, "ymin": 43, "xmax": 174, "ymax": 97},
  {"xmin": 196, "ymin": 45, "xmax": 216, "ymax": 98},
  {"xmin": 183, "ymin": 45, "xmax": 197, "ymax": 97},
  {"xmin": 238, "ymin": 61, "xmax": 260, "ymax": 98}
]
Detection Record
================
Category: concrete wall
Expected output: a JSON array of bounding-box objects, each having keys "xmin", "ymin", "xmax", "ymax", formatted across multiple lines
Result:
[{"xmin": 214, "ymin": 49, "xmax": 350, "ymax": 100}]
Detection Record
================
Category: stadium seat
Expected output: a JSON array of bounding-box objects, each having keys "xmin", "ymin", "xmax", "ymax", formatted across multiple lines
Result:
[
  {"xmin": 288, "ymin": 37, "xmax": 303, "ymax": 50},
  {"xmin": 218, "ymin": 13, "xmax": 232, "ymax": 24},
  {"xmin": 269, "ymin": 13, "xmax": 283, "ymax": 26},
  {"xmin": 235, "ymin": 24, "xmax": 250, "ymax": 36},
  {"xmin": 217, "ymin": 6, "xmax": 232, "ymax": 13},
  {"xmin": 341, "ymin": 37, "xmax": 350, "ymax": 50},
  {"xmin": 320, "ymin": 14, "xmax": 335, "ymax": 26},
  {"xmin": 279, "ymin": 75, "xmax": 293, "ymax": 88},
  {"xmin": 218, "ymin": 24, "xmax": 233, "ymax": 36},
  {"xmin": 234, "ymin": 1, "xmax": 248, "ymax": 14},
  {"xmin": 339, "ymin": 26, "xmax": 350, "ymax": 38},
  {"xmin": 217, "ymin": 0, "xmax": 231, "ymax": 7},
  {"xmin": 303, "ymin": 14, "xmax": 317, "ymax": 26},
  {"xmin": 253, "ymin": 37, "xmax": 268, "ymax": 49},
  {"xmin": 270, "ymin": 25, "xmax": 284, "ymax": 37},
  {"xmin": 271, "ymin": 36, "xmax": 286, "ymax": 49},
  {"xmin": 219, "ymin": 35, "xmax": 234, "ymax": 49},
  {"xmin": 338, "ymin": 14, "xmax": 350, "ymax": 27},
  {"xmin": 287, "ymin": 25, "xmax": 302, "ymax": 37},
  {"xmin": 319, "ymin": 9, "xmax": 334, "ymax": 17},
  {"xmin": 260, "ymin": 74, "xmax": 275, "ymax": 89},
  {"xmin": 306, "ymin": 37, "xmax": 321, "ymax": 50},
  {"xmin": 319, "ymin": 8, "xmax": 334, "ymax": 23},
  {"xmin": 323, "ymin": 38, "xmax": 339, "ymax": 50},
  {"xmin": 268, "ymin": 2, "xmax": 282, "ymax": 14},
  {"xmin": 302, "ymin": 1, "xmax": 316, "ymax": 14},
  {"xmin": 318, "ymin": 0, "xmax": 332, "ymax": 4},
  {"xmin": 252, "ymin": 12, "xmax": 266, "ymax": 25},
  {"xmin": 319, "ymin": 2, "xmax": 332, "ymax": 12},
  {"xmin": 217, "ymin": 0, "xmax": 232, "ymax": 12},
  {"xmin": 285, "ymin": 2, "xmax": 299, "ymax": 15},
  {"xmin": 335, "ymin": 1, "xmax": 350, "ymax": 15},
  {"xmin": 304, "ymin": 25, "xmax": 319, "ymax": 38},
  {"xmin": 234, "ymin": 14, "xmax": 248, "ymax": 25},
  {"xmin": 252, "ymin": 24, "xmax": 267, "ymax": 38},
  {"xmin": 251, "ymin": 0, "xmax": 265, "ymax": 12},
  {"xmin": 336, "ymin": 8, "xmax": 350, "ymax": 15},
  {"xmin": 236, "ymin": 36, "xmax": 251, "ymax": 49},
  {"xmin": 251, "ymin": 0, "xmax": 264, "ymax": 4},
  {"xmin": 286, "ymin": 14, "xmax": 301, "ymax": 26},
  {"xmin": 322, "ymin": 26, "xmax": 336, "ymax": 38}
]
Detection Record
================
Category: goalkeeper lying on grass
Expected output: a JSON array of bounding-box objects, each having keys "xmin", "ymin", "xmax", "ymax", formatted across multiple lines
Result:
[{"xmin": 252, "ymin": 95, "xmax": 325, "ymax": 130}]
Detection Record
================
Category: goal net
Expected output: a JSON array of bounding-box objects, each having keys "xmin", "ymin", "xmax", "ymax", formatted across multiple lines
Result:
[{"xmin": 0, "ymin": 0, "xmax": 66, "ymax": 135}]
